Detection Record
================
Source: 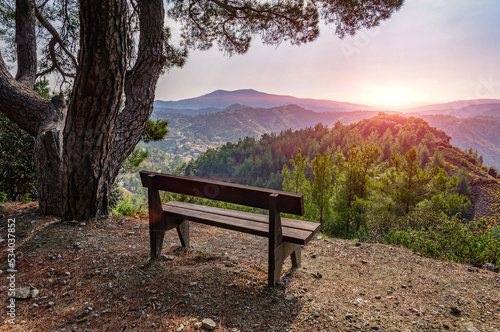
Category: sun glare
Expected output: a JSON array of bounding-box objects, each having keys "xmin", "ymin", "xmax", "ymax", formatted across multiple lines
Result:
[{"xmin": 365, "ymin": 86, "xmax": 419, "ymax": 110}]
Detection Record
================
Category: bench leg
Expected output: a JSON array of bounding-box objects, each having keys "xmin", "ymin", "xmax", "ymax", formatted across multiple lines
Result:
[
  {"xmin": 150, "ymin": 230, "xmax": 165, "ymax": 259},
  {"xmin": 268, "ymin": 249, "xmax": 283, "ymax": 287},
  {"xmin": 290, "ymin": 246, "xmax": 301, "ymax": 268},
  {"xmin": 176, "ymin": 219, "xmax": 190, "ymax": 248}
]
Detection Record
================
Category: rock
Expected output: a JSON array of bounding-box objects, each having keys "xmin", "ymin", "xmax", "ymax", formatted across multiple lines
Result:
[
  {"xmin": 355, "ymin": 242, "xmax": 362, "ymax": 247},
  {"xmin": 375, "ymin": 295, "xmax": 382, "ymax": 300},
  {"xmin": 311, "ymin": 272, "xmax": 323, "ymax": 279},
  {"xmin": 465, "ymin": 328, "xmax": 480, "ymax": 332},
  {"xmin": 310, "ymin": 252, "xmax": 317, "ymax": 259},
  {"xmin": 201, "ymin": 318, "xmax": 216, "ymax": 330},
  {"xmin": 48, "ymin": 301, "xmax": 55, "ymax": 307},
  {"xmin": 14, "ymin": 287, "xmax": 38, "ymax": 300},
  {"xmin": 285, "ymin": 295, "xmax": 294, "ymax": 301},
  {"xmin": 194, "ymin": 322, "xmax": 202, "ymax": 329},
  {"xmin": 102, "ymin": 309, "xmax": 112, "ymax": 314},
  {"xmin": 31, "ymin": 288, "xmax": 39, "ymax": 298},
  {"xmin": 483, "ymin": 263, "xmax": 499, "ymax": 273},
  {"xmin": 450, "ymin": 306, "xmax": 461, "ymax": 316},
  {"xmin": 161, "ymin": 255, "xmax": 176, "ymax": 261}
]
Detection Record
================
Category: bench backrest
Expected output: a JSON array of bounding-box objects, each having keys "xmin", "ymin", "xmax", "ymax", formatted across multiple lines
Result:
[{"xmin": 139, "ymin": 170, "xmax": 304, "ymax": 216}]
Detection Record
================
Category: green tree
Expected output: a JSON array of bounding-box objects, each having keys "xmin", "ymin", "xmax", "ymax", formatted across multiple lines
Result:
[
  {"xmin": 0, "ymin": 1, "xmax": 404, "ymax": 220},
  {"xmin": 282, "ymin": 149, "xmax": 309, "ymax": 194},
  {"xmin": 333, "ymin": 143, "xmax": 380, "ymax": 234},
  {"xmin": 381, "ymin": 148, "xmax": 452, "ymax": 215},
  {"xmin": 310, "ymin": 152, "xmax": 334, "ymax": 226}
]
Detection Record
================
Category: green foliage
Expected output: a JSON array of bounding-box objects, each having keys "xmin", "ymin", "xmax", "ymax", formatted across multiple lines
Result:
[
  {"xmin": 385, "ymin": 217, "xmax": 500, "ymax": 266},
  {"xmin": 310, "ymin": 152, "xmax": 334, "ymax": 225},
  {"xmin": 113, "ymin": 195, "xmax": 145, "ymax": 216},
  {"xmin": 122, "ymin": 148, "xmax": 149, "ymax": 174},
  {"xmin": 454, "ymin": 168, "xmax": 472, "ymax": 196},
  {"xmin": 0, "ymin": 191, "xmax": 8, "ymax": 203},
  {"xmin": 142, "ymin": 119, "xmax": 169, "ymax": 143},
  {"xmin": 0, "ymin": 112, "xmax": 37, "ymax": 202},
  {"xmin": 282, "ymin": 148, "xmax": 309, "ymax": 194},
  {"xmin": 420, "ymin": 192, "xmax": 472, "ymax": 218}
]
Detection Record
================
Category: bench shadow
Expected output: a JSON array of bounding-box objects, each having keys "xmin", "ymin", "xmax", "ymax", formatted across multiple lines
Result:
[{"xmin": 138, "ymin": 245, "xmax": 306, "ymax": 331}]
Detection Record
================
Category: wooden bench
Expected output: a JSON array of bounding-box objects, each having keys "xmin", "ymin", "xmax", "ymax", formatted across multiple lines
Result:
[{"xmin": 139, "ymin": 170, "xmax": 320, "ymax": 286}]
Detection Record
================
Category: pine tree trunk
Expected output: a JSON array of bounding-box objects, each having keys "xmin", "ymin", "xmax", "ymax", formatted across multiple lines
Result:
[
  {"xmin": 61, "ymin": 0, "xmax": 128, "ymax": 220},
  {"xmin": 35, "ymin": 96, "xmax": 66, "ymax": 216}
]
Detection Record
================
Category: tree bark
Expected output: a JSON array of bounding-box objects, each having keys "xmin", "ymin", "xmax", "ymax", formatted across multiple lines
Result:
[
  {"xmin": 15, "ymin": 0, "xmax": 37, "ymax": 87},
  {"xmin": 101, "ymin": 0, "xmax": 167, "ymax": 216},
  {"xmin": 61, "ymin": 0, "xmax": 128, "ymax": 220},
  {"xmin": 35, "ymin": 95, "xmax": 66, "ymax": 216}
]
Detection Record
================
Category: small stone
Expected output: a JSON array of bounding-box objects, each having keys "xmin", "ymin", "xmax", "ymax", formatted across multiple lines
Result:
[
  {"xmin": 189, "ymin": 281, "xmax": 198, "ymax": 287},
  {"xmin": 102, "ymin": 309, "xmax": 112, "ymax": 314},
  {"xmin": 79, "ymin": 222, "xmax": 86, "ymax": 227},
  {"xmin": 362, "ymin": 260, "xmax": 368, "ymax": 264},
  {"xmin": 14, "ymin": 287, "xmax": 32, "ymax": 299},
  {"xmin": 465, "ymin": 328, "xmax": 481, "ymax": 332},
  {"xmin": 65, "ymin": 272, "xmax": 71, "ymax": 276},
  {"xmin": 48, "ymin": 301, "xmax": 55, "ymax": 307},
  {"xmin": 93, "ymin": 313, "xmax": 100, "ymax": 318},
  {"xmin": 468, "ymin": 266, "xmax": 476, "ymax": 272},
  {"xmin": 450, "ymin": 306, "xmax": 461, "ymax": 316},
  {"xmin": 355, "ymin": 242, "xmax": 362, "ymax": 247},
  {"xmin": 177, "ymin": 324, "xmax": 185, "ymax": 331},
  {"xmin": 345, "ymin": 313, "xmax": 354, "ymax": 319},
  {"xmin": 310, "ymin": 253, "xmax": 317, "ymax": 259},
  {"xmin": 127, "ymin": 232, "xmax": 135, "ymax": 235},
  {"xmin": 314, "ymin": 312, "xmax": 320, "ymax": 318},
  {"xmin": 29, "ymin": 303, "xmax": 39, "ymax": 310},
  {"xmin": 201, "ymin": 318, "xmax": 216, "ymax": 330},
  {"xmin": 31, "ymin": 288, "xmax": 39, "ymax": 298},
  {"xmin": 285, "ymin": 295, "xmax": 294, "ymax": 301},
  {"xmin": 375, "ymin": 295, "xmax": 381, "ymax": 300},
  {"xmin": 161, "ymin": 255, "xmax": 176, "ymax": 261},
  {"xmin": 483, "ymin": 263, "xmax": 499, "ymax": 273},
  {"xmin": 194, "ymin": 322, "xmax": 202, "ymax": 329}
]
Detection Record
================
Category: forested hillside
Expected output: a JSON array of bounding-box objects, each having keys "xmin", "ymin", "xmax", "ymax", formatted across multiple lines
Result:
[
  {"xmin": 174, "ymin": 113, "xmax": 500, "ymax": 264},
  {"xmin": 178, "ymin": 113, "xmax": 490, "ymax": 188}
]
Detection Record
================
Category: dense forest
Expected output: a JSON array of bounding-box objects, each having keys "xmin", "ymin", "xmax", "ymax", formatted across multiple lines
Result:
[
  {"xmin": 172, "ymin": 113, "xmax": 500, "ymax": 265},
  {"xmin": 178, "ymin": 113, "xmax": 491, "ymax": 188}
]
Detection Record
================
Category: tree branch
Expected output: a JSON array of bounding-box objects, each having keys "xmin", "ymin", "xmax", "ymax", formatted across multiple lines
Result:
[
  {"xmin": 34, "ymin": 4, "xmax": 78, "ymax": 69},
  {"xmin": 15, "ymin": 0, "xmax": 37, "ymax": 87},
  {"xmin": 0, "ymin": 51, "xmax": 57, "ymax": 136},
  {"xmin": 111, "ymin": 0, "xmax": 166, "ymax": 173}
]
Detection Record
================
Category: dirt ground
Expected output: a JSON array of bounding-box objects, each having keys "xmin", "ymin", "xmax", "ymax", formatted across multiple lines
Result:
[{"xmin": 1, "ymin": 202, "xmax": 499, "ymax": 332}]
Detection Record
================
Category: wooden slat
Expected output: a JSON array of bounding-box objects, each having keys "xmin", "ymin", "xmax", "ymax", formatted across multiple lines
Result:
[
  {"xmin": 140, "ymin": 170, "xmax": 304, "ymax": 216},
  {"xmin": 167, "ymin": 201, "xmax": 319, "ymax": 233},
  {"xmin": 162, "ymin": 204, "xmax": 316, "ymax": 245}
]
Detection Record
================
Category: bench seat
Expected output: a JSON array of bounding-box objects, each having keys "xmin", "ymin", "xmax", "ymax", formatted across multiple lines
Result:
[{"xmin": 163, "ymin": 201, "xmax": 320, "ymax": 245}]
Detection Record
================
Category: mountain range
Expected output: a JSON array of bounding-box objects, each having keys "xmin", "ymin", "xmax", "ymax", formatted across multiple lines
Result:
[
  {"xmin": 153, "ymin": 89, "xmax": 374, "ymax": 113},
  {"xmin": 153, "ymin": 89, "xmax": 500, "ymax": 167}
]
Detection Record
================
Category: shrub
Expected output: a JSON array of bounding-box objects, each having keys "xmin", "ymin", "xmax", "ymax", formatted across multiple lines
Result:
[
  {"xmin": 385, "ymin": 216, "xmax": 500, "ymax": 266},
  {"xmin": 0, "ymin": 192, "xmax": 7, "ymax": 203}
]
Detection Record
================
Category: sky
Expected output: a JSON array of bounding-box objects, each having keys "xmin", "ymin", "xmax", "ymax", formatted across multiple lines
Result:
[{"xmin": 155, "ymin": 0, "xmax": 500, "ymax": 109}]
